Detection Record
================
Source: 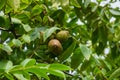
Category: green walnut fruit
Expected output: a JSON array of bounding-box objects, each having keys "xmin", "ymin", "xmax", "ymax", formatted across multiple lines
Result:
[
  {"xmin": 48, "ymin": 39, "xmax": 63, "ymax": 55},
  {"xmin": 56, "ymin": 30, "xmax": 69, "ymax": 42}
]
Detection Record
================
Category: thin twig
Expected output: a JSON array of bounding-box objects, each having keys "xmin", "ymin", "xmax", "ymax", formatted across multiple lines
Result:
[
  {"xmin": 0, "ymin": 27, "xmax": 9, "ymax": 31},
  {"xmin": 8, "ymin": 13, "xmax": 18, "ymax": 38},
  {"xmin": 64, "ymin": 71, "xmax": 82, "ymax": 79}
]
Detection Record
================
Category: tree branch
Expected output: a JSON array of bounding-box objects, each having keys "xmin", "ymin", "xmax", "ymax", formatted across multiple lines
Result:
[
  {"xmin": 64, "ymin": 72, "xmax": 82, "ymax": 79},
  {"xmin": 8, "ymin": 13, "xmax": 18, "ymax": 39},
  {"xmin": 0, "ymin": 13, "xmax": 21, "ymax": 38},
  {"xmin": 0, "ymin": 27, "xmax": 9, "ymax": 31}
]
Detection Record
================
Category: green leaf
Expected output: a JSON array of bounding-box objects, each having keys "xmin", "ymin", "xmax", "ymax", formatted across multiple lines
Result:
[
  {"xmin": 22, "ymin": 34, "xmax": 31, "ymax": 43},
  {"xmin": 22, "ymin": 24, "xmax": 32, "ymax": 32},
  {"xmin": 26, "ymin": 68, "xmax": 50, "ymax": 80},
  {"xmin": 93, "ymin": 67, "xmax": 101, "ymax": 74},
  {"xmin": 0, "ymin": 16, "xmax": 6, "ymax": 26},
  {"xmin": 10, "ymin": 65, "xmax": 23, "ymax": 73},
  {"xmin": 21, "ymin": 59, "xmax": 36, "ymax": 67},
  {"xmin": 32, "ymin": 5, "xmax": 43, "ymax": 16},
  {"xmin": 0, "ymin": 44, "xmax": 12, "ymax": 55},
  {"xmin": 71, "ymin": 47, "xmax": 84, "ymax": 69},
  {"xmin": 36, "ymin": 63, "xmax": 49, "ymax": 68},
  {"xmin": 12, "ymin": 39, "xmax": 22, "ymax": 47},
  {"xmin": 49, "ymin": 63, "xmax": 71, "ymax": 70},
  {"xmin": 21, "ymin": 0, "xmax": 32, "ymax": 4},
  {"xmin": 103, "ymin": 60, "xmax": 112, "ymax": 70},
  {"xmin": 14, "ymin": 11, "xmax": 30, "ymax": 23},
  {"xmin": 43, "ymin": 27, "xmax": 60, "ymax": 42},
  {"xmin": 48, "ymin": 69, "xmax": 65, "ymax": 78},
  {"xmin": 80, "ymin": 44, "xmax": 92, "ymax": 60},
  {"xmin": 59, "ymin": 38, "xmax": 76, "ymax": 62},
  {"xmin": 29, "ymin": 28, "xmax": 41, "ymax": 41},
  {"xmin": 5, "ymin": 73, "xmax": 14, "ymax": 80},
  {"xmin": 84, "ymin": 0, "xmax": 91, "ymax": 8},
  {"xmin": 109, "ymin": 68, "xmax": 120, "ymax": 79},
  {"xmin": 43, "ymin": 16, "xmax": 49, "ymax": 24},
  {"xmin": 0, "ymin": 61, "xmax": 13, "ymax": 72},
  {"xmin": 5, "ymin": 61, "xmax": 13, "ymax": 72},
  {"xmin": 12, "ymin": 18, "xmax": 21, "ymax": 24},
  {"xmin": 13, "ymin": 73, "xmax": 27, "ymax": 80},
  {"xmin": 52, "ymin": 0, "xmax": 61, "ymax": 9},
  {"xmin": 70, "ymin": 0, "xmax": 81, "ymax": 8},
  {"xmin": 5, "ymin": 5, "xmax": 12, "ymax": 13},
  {"xmin": 7, "ymin": 0, "xmax": 20, "ymax": 11},
  {"xmin": 80, "ymin": 59, "xmax": 91, "ymax": 71},
  {"xmin": 13, "ymin": 71, "xmax": 30, "ymax": 80},
  {"xmin": 61, "ymin": 0, "xmax": 69, "ymax": 7},
  {"xmin": 109, "ymin": 9, "xmax": 120, "ymax": 16},
  {"xmin": 0, "ymin": 0, "xmax": 6, "ymax": 10}
]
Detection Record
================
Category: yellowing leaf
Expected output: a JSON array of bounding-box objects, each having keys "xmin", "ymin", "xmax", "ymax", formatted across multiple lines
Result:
[
  {"xmin": 7, "ymin": 0, "xmax": 20, "ymax": 11},
  {"xmin": 22, "ymin": 34, "xmax": 31, "ymax": 43}
]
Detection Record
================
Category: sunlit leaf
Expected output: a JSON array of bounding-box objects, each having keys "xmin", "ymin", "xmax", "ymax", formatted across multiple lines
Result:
[
  {"xmin": 13, "ymin": 73, "xmax": 27, "ymax": 80},
  {"xmin": 36, "ymin": 63, "xmax": 49, "ymax": 68},
  {"xmin": 48, "ymin": 69, "xmax": 65, "ymax": 78},
  {"xmin": 84, "ymin": 0, "xmax": 91, "ymax": 8},
  {"xmin": 26, "ymin": 68, "xmax": 50, "ymax": 80},
  {"xmin": 12, "ymin": 39, "xmax": 22, "ymax": 47},
  {"xmin": 10, "ymin": 65, "xmax": 23, "ymax": 73},
  {"xmin": 43, "ymin": 27, "xmax": 60, "ymax": 42},
  {"xmin": 7, "ymin": 0, "xmax": 20, "ymax": 11},
  {"xmin": 12, "ymin": 18, "xmax": 21, "ymax": 24},
  {"xmin": 52, "ymin": 0, "xmax": 61, "ymax": 9},
  {"xmin": 21, "ymin": 59, "xmax": 36, "ymax": 67},
  {"xmin": 0, "ymin": 61, "xmax": 13, "ymax": 72},
  {"xmin": 22, "ymin": 34, "xmax": 31, "ymax": 43},
  {"xmin": 22, "ymin": 24, "xmax": 32, "ymax": 32},
  {"xmin": 61, "ymin": 0, "xmax": 69, "ymax": 7},
  {"xmin": 0, "ymin": 44, "xmax": 13, "ymax": 54},
  {"xmin": 21, "ymin": 0, "xmax": 32, "ymax": 4},
  {"xmin": 49, "ymin": 63, "xmax": 71, "ymax": 70},
  {"xmin": 109, "ymin": 9, "xmax": 120, "ymax": 16}
]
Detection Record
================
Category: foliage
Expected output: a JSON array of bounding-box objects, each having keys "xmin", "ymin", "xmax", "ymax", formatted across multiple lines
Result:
[{"xmin": 0, "ymin": 0, "xmax": 120, "ymax": 80}]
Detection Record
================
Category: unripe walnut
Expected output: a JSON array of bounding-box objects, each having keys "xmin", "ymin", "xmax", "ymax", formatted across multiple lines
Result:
[
  {"xmin": 56, "ymin": 30, "xmax": 69, "ymax": 42},
  {"xmin": 48, "ymin": 39, "xmax": 63, "ymax": 55}
]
